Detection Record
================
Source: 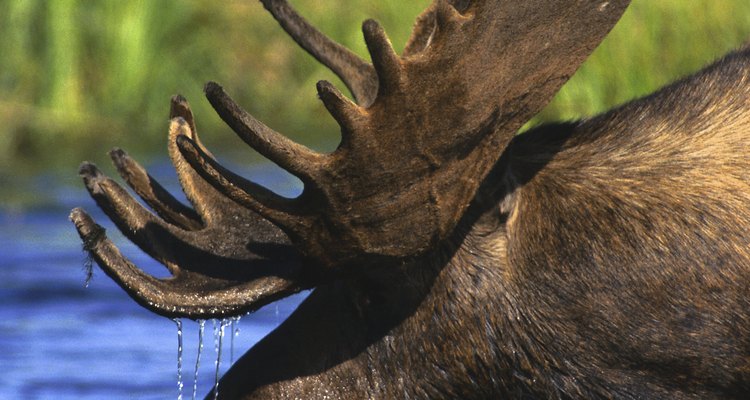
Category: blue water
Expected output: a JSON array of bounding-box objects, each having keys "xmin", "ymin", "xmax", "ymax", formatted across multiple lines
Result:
[{"xmin": 0, "ymin": 160, "xmax": 307, "ymax": 399}]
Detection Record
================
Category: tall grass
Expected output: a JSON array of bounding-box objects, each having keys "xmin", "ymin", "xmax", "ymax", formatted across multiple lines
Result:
[
  {"xmin": 536, "ymin": 0, "xmax": 750, "ymax": 123},
  {"xmin": 0, "ymin": 0, "xmax": 749, "ymax": 180}
]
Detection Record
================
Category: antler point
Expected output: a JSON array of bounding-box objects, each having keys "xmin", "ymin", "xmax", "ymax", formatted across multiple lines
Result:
[
  {"xmin": 108, "ymin": 148, "xmax": 131, "ymax": 172},
  {"xmin": 361, "ymin": 18, "xmax": 401, "ymax": 96},
  {"xmin": 108, "ymin": 147, "xmax": 126, "ymax": 159},
  {"xmin": 174, "ymin": 132, "xmax": 192, "ymax": 150},
  {"xmin": 78, "ymin": 161, "xmax": 102, "ymax": 180},
  {"xmin": 204, "ymin": 81, "xmax": 223, "ymax": 95},
  {"xmin": 69, "ymin": 207, "xmax": 87, "ymax": 225},
  {"xmin": 69, "ymin": 207, "xmax": 107, "ymax": 249},
  {"xmin": 171, "ymin": 94, "xmax": 188, "ymax": 104}
]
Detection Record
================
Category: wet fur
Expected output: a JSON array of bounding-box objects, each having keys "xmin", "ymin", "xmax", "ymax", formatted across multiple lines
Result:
[{"xmin": 216, "ymin": 47, "xmax": 750, "ymax": 398}]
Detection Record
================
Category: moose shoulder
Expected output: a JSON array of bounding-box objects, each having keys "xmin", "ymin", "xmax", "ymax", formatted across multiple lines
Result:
[{"xmin": 71, "ymin": 0, "xmax": 750, "ymax": 398}]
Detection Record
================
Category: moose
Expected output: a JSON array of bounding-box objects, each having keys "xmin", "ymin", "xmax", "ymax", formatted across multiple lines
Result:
[{"xmin": 70, "ymin": 0, "xmax": 750, "ymax": 398}]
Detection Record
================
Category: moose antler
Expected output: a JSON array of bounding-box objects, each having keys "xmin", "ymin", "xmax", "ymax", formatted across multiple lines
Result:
[
  {"xmin": 71, "ymin": 96, "xmax": 309, "ymax": 319},
  {"xmin": 179, "ymin": 0, "xmax": 631, "ymax": 268},
  {"xmin": 72, "ymin": 0, "xmax": 629, "ymax": 318}
]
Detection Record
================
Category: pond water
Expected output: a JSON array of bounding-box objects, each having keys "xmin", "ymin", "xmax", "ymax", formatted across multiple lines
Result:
[{"xmin": 0, "ymin": 160, "xmax": 307, "ymax": 400}]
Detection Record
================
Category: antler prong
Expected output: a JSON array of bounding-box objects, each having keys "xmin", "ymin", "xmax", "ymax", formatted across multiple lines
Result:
[
  {"xmin": 259, "ymin": 0, "xmax": 377, "ymax": 106},
  {"xmin": 362, "ymin": 19, "xmax": 402, "ymax": 97},
  {"xmin": 108, "ymin": 148, "xmax": 202, "ymax": 230},
  {"xmin": 204, "ymin": 82, "xmax": 323, "ymax": 182},
  {"xmin": 79, "ymin": 161, "xmax": 206, "ymax": 271},
  {"xmin": 71, "ymin": 207, "xmax": 302, "ymax": 319},
  {"xmin": 175, "ymin": 134, "xmax": 311, "ymax": 237},
  {"xmin": 168, "ymin": 95, "xmax": 216, "ymax": 158},
  {"xmin": 70, "ymin": 207, "xmax": 176, "ymax": 305},
  {"xmin": 169, "ymin": 95, "xmax": 197, "ymax": 134},
  {"xmin": 316, "ymin": 80, "xmax": 363, "ymax": 146}
]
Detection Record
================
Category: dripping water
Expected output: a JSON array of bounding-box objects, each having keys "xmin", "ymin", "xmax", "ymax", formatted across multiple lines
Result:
[
  {"xmin": 212, "ymin": 319, "xmax": 228, "ymax": 400},
  {"xmin": 173, "ymin": 316, "xmax": 244, "ymax": 400},
  {"xmin": 82, "ymin": 257, "xmax": 94, "ymax": 288},
  {"xmin": 174, "ymin": 319, "xmax": 184, "ymax": 400},
  {"xmin": 193, "ymin": 320, "xmax": 205, "ymax": 400},
  {"xmin": 230, "ymin": 316, "xmax": 241, "ymax": 364}
]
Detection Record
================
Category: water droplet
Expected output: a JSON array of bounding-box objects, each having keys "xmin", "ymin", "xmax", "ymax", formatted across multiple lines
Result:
[
  {"xmin": 212, "ymin": 319, "xmax": 228, "ymax": 400},
  {"xmin": 174, "ymin": 319, "xmax": 184, "ymax": 400},
  {"xmin": 230, "ymin": 316, "xmax": 241, "ymax": 364},
  {"xmin": 193, "ymin": 320, "xmax": 205, "ymax": 400}
]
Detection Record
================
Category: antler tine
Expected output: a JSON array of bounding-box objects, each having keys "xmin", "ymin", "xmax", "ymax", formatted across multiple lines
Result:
[
  {"xmin": 78, "ymin": 161, "xmax": 202, "ymax": 272},
  {"xmin": 175, "ymin": 134, "xmax": 313, "ymax": 241},
  {"xmin": 168, "ymin": 94, "xmax": 216, "ymax": 158},
  {"xmin": 402, "ymin": 4, "xmax": 437, "ymax": 57},
  {"xmin": 70, "ymin": 207, "xmax": 181, "ymax": 314},
  {"xmin": 316, "ymin": 80, "xmax": 364, "ymax": 147},
  {"xmin": 109, "ymin": 148, "xmax": 202, "ymax": 231},
  {"xmin": 259, "ymin": 0, "xmax": 377, "ymax": 106},
  {"xmin": 165, "ymin": 97, "xmax": 239, "ymax": 224},
  {"xmin": 70, "ymin": 208, "xmax": 302, "ymax": 319},
  {"xmin": 170, "ymin": 95, "xmax": 197, "ymax": 136},
  {"xmin": 362, "ymin": 19, "xmax": 402, "ymax": 98},
  {"xmin": 203, "ymin": 82, "xmax": 324, "ymax": 183}
]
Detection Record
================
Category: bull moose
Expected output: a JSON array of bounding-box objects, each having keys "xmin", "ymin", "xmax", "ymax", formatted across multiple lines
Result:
[{"xmin": 70, "ymin": 0, "xmax": 750, "ymax": 398}]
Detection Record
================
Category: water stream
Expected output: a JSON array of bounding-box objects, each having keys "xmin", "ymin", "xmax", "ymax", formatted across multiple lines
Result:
[
  {"xmin": 213, "ymin": 320, "xmax": 227, "ymax": 399},
  {"xmin": 230, "ymin": 316, "xmax": 241, "ymax": 364},
  {"xmin": 193, "ymin": 320, "xmax": 205, "ymax": 400},
  {"xmin": 174, "ymin": 319, "xmax": 184, "ymax": 400}
]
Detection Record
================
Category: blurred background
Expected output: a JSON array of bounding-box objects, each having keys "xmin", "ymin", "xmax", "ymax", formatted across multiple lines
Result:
[{"xmin": 1, "ymin": 0, "xmax": 749, "ymax": 399}]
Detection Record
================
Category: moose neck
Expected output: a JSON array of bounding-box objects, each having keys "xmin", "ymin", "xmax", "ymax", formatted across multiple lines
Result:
[{"xmin": 215, "ymin": 168, "xmax": 521, "ymax": 399}]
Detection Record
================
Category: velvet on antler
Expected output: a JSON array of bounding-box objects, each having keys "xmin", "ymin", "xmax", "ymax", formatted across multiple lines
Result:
[
  {"xmin": 180, "ymin": 0, "xmax": 631, "ymax": 268},
  {"xmin": 72, "ymin": 0, "xmax": 629, "ymax": 319},
  {"xmin": 71, "ymin": 96, "xmax": 309, "ymax": 319}
]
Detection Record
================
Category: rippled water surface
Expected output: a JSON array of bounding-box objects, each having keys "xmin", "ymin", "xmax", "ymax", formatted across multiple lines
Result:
[{"xmin": 0, "ymin": 161, "xmax": 306, "ymax": 399}]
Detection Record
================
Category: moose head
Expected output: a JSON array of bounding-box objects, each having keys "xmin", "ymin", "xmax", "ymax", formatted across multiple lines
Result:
[{"xmin": 71, "ymin": 0, "xmax": 750, "ymax": 398}]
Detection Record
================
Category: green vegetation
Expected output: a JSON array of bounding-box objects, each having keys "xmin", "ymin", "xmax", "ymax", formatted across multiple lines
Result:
[
  {"xmin": 1, "ymin": 0, "xmax": 749, "ymax": 184},
  {"xmin": 537, "ymin": 0, "xmax": 750, "ymax": 122}
]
